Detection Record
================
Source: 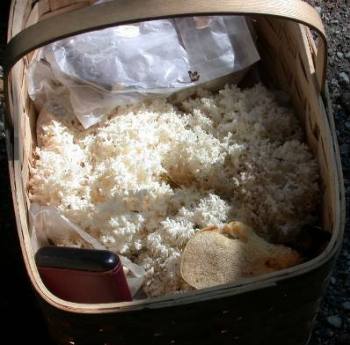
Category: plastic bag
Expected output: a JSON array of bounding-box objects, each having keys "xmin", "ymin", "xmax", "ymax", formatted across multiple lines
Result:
[
  {"xmin": 29, "ymin": 204, "xmax": 145, "ymax": 296},
  {"xmin": 28, "ymin": 16, "xmax": 259, "ymax": 128}
]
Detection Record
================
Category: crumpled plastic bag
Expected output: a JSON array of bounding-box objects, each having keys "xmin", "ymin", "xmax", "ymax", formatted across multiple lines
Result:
[
  {"xmin": 28, "ymin": 16, "xmax": 259, "ymax": 128},
  {"xmin": 29, "ymin": 203, "xmax": 145, "ymax": 297}
]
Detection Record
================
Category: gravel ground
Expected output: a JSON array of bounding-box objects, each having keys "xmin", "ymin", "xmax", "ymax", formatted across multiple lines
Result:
[
  {"xmin": 0, "ymin": 1, "xmax": 349, "ymax": 344},
  {"xmin": 305, "ymin": 1, "xmax": 350, "ymax": 344}
]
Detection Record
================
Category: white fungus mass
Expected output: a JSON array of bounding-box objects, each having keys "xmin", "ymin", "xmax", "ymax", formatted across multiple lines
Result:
[{"xmin": 30, "ymin": 84, "xmax": 320, "ymax": 297}]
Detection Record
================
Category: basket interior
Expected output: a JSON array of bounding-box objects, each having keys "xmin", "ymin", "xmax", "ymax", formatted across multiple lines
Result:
[{"xmin": 6, "ymin": 0, "xmax": 342, "ymax": 309}]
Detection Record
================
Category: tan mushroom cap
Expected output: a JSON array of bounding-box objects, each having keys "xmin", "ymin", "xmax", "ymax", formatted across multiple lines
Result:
[{"xmin": 180, "ymin": 221, "xmax": 301, "ymax": 289}]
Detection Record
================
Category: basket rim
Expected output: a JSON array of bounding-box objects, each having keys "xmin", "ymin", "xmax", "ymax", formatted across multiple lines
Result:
[
  {"xmin": 6, "ymin": 96, "xmax": 345, "ymax": 314},
  {"xmin": 22, "ymin": 83, "xmax": 344, "ymax": 314}
]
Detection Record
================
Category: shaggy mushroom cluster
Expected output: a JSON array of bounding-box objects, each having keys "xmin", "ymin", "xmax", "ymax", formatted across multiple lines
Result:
[{"xmin": 30, "ymin": 84, "xmax": 319, "ymax": 296}]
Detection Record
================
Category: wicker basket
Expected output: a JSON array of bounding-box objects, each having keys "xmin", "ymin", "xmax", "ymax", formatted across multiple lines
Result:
[{"xmin": 3, "ymin": 1, "xmax": 346, "ymax": 344}]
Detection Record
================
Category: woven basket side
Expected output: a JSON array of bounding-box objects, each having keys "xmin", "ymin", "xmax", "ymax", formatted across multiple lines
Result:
[{"xmin": 255, "ymin": 17, "xmax": 338, "ymax": 234}]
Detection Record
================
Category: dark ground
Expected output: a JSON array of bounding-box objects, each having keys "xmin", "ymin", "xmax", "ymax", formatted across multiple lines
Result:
[
  {"xmin": 0, "ymin": 1, "xmax": 68, "ymax": 344},
  {"xmin": 0, "ymin": 1, "xmax": 349, "ymax": 344}
]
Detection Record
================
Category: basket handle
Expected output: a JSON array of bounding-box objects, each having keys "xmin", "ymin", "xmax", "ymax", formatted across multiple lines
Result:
[{"xmin": 4, "ymin": 0, "xmax": 327, "ymax": 89}]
